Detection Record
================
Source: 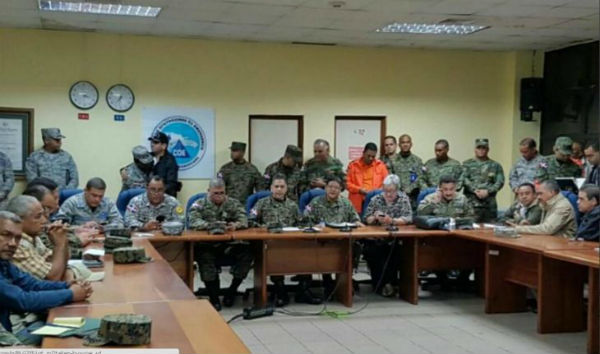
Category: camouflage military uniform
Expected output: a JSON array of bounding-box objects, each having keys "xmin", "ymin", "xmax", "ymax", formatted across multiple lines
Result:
[
  {"xmin": 124, "ymin": 193, "xmax": 184, "ymax": 229},
  {"xmin": 389, "ymin": 153, "xmax": 426, "ymax": 208},
  {"xmin": 300, "ymin": 156, "xmax": 345, "ymax": 194},
  {"xmin": 0, "ymin": 323, "xmax": 21, "ymax": 346},
  {"xmin": 25, "ymin": 149, "xmax": 78, "ymax": 189},
  {"xmin": 218, "ymin": 160, "xmax": 264, "ymax": 204},
  {"xmin": 423, "ymin": 157, "xmax": 463, "ymax": 190},
  {"xmin": 363, "ymin": 192, "xmax": 413, "ymax": 224},
  {"xmin": 304, "ymin": 195, "xmax": 360, "ymax": 224},
  {"xmin": 188, "ymin": 196, "xmax": 252, "ymax": 282},
  {"xmin": 462, "ymin": 158, "xmax": 505, "ymax": 222},
  {"xmin": 263, "ymin": 159, "xmax": 302, "ymax": 201},
  {"xmin": 501, "ymin": 199, "xmax": 542, "ymax": 225},
  {"xmin": 417, "ymin": 192, "xmax": 474, "ymax": 217},
  {"xmin": 55, "ymin": 193, "xmax": 123, "ymax": 227},
  {"xmin": 508, "ymin": 154, "xmax": 544, "ymax": 191},
  {"xmin": 120, "ymin": 163, "xmax": 150, "ymax": 192},
  {"xmin": 0, "ymin": 152, "xmax": 14, "ymax": 210},
  {"xmin": 381, "ymin": 153, "xmax": 397, "ymax": 174},
  {"xmin": 253, "ymin": 195, "xmax": 300, "ymax": 227},
  {"xmin": 534, "ymin": 156, "xmax": 582, "ymax": 183}
]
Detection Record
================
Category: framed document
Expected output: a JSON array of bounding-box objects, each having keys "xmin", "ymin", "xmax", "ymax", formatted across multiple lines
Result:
[{"xmin": 0, "ymin": 108, "xmax": 34, "ymax": 178}]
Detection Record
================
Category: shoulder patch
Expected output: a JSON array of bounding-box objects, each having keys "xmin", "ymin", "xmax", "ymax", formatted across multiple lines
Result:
[{"xmin": 175, "ymin": 206, "xmax": 184, "ymax": 215}]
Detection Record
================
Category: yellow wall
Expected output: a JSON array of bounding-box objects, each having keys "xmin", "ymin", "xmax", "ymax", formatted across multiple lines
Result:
[{"xmin": 0, "ymin": 28, "xmax": 541, "ymax": 208}]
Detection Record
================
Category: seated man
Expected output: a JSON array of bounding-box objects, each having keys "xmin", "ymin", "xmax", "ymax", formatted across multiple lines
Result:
[
  {"xmin": 576, "ymin": 184, "xmax": 599, "ymax": 241},
  {"xmin": 304, "ymin": 177, "xmax": 362, "ymax": 225},
  {"xmin": 363, "ymin": 174, "xmax": 412, "ymax": 296},
  {"xmin": 501, "ymin": 182, "xmax": 542, "ymax": 226},
  {"xmin": 0, "ymin": 211, "xmax": 92, "ymax": 344},
  {"xmin": 124, "ymin": 176, "xmax": 184, "ymax": 231},
  {"xmin": 417, "ymin": 175, "xmax": 474, "ymax": 218},
  {"xmin": 514, "ymin": 180, "xmax": 576, "ymax": 238},
  {"xmin": 55, "ymin": 177, "xmax": 123, "ymax": 229},
  {"xmin": 6, "ymin": 196, "xmax": 71, "ymax": 282},
  {"xmin": 188, "ymin": 178, "xmax": 251, "ymax": 311},
  {"xmin": 253, "ymin": 174, "xmax": 321, "ymax": 306}
]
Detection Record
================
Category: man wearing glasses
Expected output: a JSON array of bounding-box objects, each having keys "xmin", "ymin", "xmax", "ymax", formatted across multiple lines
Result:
[{"xmin": 124, "ymin": 176, "xmax": 184, "ymax": 231}]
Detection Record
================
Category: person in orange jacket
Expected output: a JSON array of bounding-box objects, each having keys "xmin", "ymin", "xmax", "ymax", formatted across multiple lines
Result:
[{"xmin": 346, "ymin": 143, "xmax": 389, "ymax": 213}]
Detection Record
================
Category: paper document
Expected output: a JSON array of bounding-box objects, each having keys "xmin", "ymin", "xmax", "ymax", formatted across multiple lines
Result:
[
  {"xmin": 31, "ymin": 326, "xmax": 71, "ymax": 336},
  {"xmin": 53, "ymin": 317, "xmax": 85, "ymax": 328}
]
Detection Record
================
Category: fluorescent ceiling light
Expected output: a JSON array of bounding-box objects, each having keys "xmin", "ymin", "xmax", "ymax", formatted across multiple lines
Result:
[
  {"xmin": 38, "ymin": 1, "xmax": 161, "ymax": 17},
  {"xmin": 377, "ymin": 22, "xmax": 488, "ymax": 35}
]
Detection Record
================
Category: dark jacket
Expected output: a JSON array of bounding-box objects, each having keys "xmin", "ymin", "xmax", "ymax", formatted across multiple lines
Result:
[
  {"xmin": 152, "ymin": 152, "xmax": 179, "ymax": 197},
  {"xmin": 576, "ymin": 205, "xmax": 600, "ymax": 241},
  {"xmin": 0, "ymin": 261, "xmax": 72, "ymax": 332}
]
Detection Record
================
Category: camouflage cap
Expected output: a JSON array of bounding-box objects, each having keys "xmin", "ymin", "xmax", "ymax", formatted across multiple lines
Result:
[
  {"xmin": 229, "ymin": 141, "xmax": 246, "ymax": 151},
  {"xmin": 104, "ymin": 236, "xmax": 133, "ymax": 253},
  {"xmin": 161, "ymin": 221, "xmax": 184, "ymax": 236},
  {"xmin": 84, "ymin": 314, "xmax": 151, "ymax": 347},
  {"xmin": 475, "ymin": 138, "xmax": 489, "ymax": 148},
  {"xmin": 113, "ymin": 246, "xmax": 152, "ymax": 264},
  {"xmin": 554, "ymin": 136, "xmax": 573, "ymax": 155},
  {"xmin": 41, "ymin": 128, "xmax": 66, "ymax": 140},
  {"xmin": 284, "ymin": 145, "xmax": 303, "ymax": 162},
  {"xmin": 105, "ymin": 227, "xmax": 132, "ymax": 238},
  {"xmin": 131, "ymin": 145, "xmax": 153, "ymax": 165},
  {"xmin": 208, "ymin": 221, "xmax": 226, "ymax": 235}
]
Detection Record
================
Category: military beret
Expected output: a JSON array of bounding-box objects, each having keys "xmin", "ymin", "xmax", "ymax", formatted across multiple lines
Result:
[{"xmin": 84, "ymin": 314, "xmax": 151, "ymax": 346}]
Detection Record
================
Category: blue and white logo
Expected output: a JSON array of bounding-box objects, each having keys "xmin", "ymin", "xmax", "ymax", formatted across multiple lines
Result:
[{"xmin": 153, "ymin": 116, "xmax": 207, "ymax": 170}]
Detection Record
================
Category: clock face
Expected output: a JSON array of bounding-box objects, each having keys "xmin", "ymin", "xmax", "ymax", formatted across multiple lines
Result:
[
  {"xmin": 106, "ymin": 84, "xmax": 135, "ymax": 112},
  {"xmin": 69, "ymin": 81, "xmax": 99, "ymax": 110}
]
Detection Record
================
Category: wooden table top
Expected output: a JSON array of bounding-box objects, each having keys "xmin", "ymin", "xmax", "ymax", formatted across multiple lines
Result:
[
  {"xmin": 544, "ymin": 248, "xmax": 600, "ymax": 268},
  {"xmin": 43, "ymin": 299, "xmax": 250, "ymax": 354},
  {"xmin": 143, "ymin": 231, "xmax": 233, "ymax": 242}
]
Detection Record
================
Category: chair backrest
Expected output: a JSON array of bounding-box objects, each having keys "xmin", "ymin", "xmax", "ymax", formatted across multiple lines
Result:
[
  {"xmin": 361, "ymin": 189, "xmax": 383, "ymax": 220},
  {"xmin": 59, "ymin": 189, "xmax": 83, "ymax": 206},
  {"xmin": 186, "ymin": 192, "xmax": 207, "ymax": 228},
  {"xmin": 246, "ymin": 190, "xmax": 272, "ymax": 215},
  {"xmin": 298, "ymin": 188, "xmax": 325, "ymax": 213},
  {"xmin": 561, "ymin": 190, "xmax": 581, "ymax": 224},
  {"xmin": 116, "ymin": 188, "xmax": 146, "ymax": 216},
  {"xmin": 417, "ymin": 187, "xmax": 437, "ymax": 206}
]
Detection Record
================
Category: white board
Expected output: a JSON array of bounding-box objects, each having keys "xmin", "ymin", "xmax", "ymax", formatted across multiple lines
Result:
[
  {"xmin": 250, "ymin": 119, "xmax": 299, "ymax": 173},
  {"xmin": 335, "ymin": 119, "xmax": 382, "ymax": 168}
]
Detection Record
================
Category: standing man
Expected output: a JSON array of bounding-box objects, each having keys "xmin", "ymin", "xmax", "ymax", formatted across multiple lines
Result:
[
  {"xmin": 380, "ymin": 136, "xmax": 398, "ymax": 172},
  {"xmin": 218, "ymin": 142, "xmax": 264, "ymax": 205},
  {"xmin": 124, "ymin": 176, "xmax": 184, "ymax": 231},
  {"xmin": 508, "ymin": 138, "xmax": 544, "ymax": 193},
  {"xmin": 148, "ymin": 131, "xmax": 180, "ymax": 197},
  {"xmin": 263, "ymin": 145, "xmax": 303, "ymax": 201},
  {"xmin": 346, "ymin": 143, "xmax": 388, "ymax": 213},
  {"xmin": 120, "ymin": 145, "xmax": 154, "ymax": 192},
  {"xmin": 462, "ymin": 138, "xmax": 505, "ymax": 223},
  {"xmin": 534, "ymin": 136, "xmax": 582, "ymax": 183},
  {"xmin": 390, "ymin": 134, "xmax": 425, "ymax": 209},
  {"xmin": 25, "ymin": 128, "xmax": 78, "ymax": 189},
  {"xmin": 584, "ymin": 141, "xmax": 599, "ymax": 186},
  {"xmin": 0, "ymin": 152, "xmax": 14, "ymax": 210},
  {"xmin": 300, "ymin": 139, "xmax": 345, "ymax": 194},
  {"xmin": 55, "ymin": 177, "xmax": 123, "ymax": 228},
  {"xmin": 423, "ymin": 139, "xmax": 463, "ymax": 190},
  {"xmin": 575, "ymin": 184, "xmax": 599, "ymax": 241}
]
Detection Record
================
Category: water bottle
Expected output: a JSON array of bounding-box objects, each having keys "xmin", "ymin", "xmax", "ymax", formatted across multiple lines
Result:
[{"xmin": 448, "ymin": 217, "xmax": 456, "ymax": 231}]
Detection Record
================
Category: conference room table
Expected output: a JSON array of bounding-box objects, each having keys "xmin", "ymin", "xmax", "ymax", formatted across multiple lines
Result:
[{"xmin": 42, "ymin": 237, "xmax": 250, "ymax": 353}]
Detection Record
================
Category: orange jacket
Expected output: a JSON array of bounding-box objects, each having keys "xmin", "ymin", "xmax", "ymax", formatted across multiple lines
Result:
[{"xmin": 346, "ymin": 158, "xmax": 388, "ymax": 213}]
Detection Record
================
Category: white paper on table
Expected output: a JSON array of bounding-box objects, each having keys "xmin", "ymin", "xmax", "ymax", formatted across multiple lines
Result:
[
  {"xmin": 134, "ymin": 232, "xmax": 155, "ymax": 238},
  {"xmin": 83, "ymin": 249, "xmax": 105, "ymax": 257},
  {"xmin": 281, "ymin": 227, "xmax": 301, "ymax": 232},
  {"xmin": 472, "ymin": 224, "xmax": 481, "ymax": 229},
  {"xmin": 67, "ymin": 260, "xmax": 84, "ymax": 266},
  {"xmin": 482, "ymin": 223, "xmax": 496, "ymax": 229}
]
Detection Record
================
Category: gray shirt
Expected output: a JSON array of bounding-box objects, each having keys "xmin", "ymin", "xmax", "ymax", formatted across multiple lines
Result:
[
  {"xmin": 56, "ymin": 193, "xmax": 123, "ymax": 227},
  {"xmin": 508, "ymin": 154, "xmax": 544, "ymax": 190},
  {"xmin": 25, "ymin": 149, "xmax": 78, "ymax": 189}
]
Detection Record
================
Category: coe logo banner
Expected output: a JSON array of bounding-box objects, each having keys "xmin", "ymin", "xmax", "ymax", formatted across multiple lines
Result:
[{"xmin": 142, "ymin": 107, "xmax": 215, "ymax": 179}]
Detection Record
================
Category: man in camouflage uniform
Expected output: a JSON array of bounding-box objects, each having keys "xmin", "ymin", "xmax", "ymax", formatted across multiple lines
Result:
[
  {"xmin": 263, "ymin": 145, "xmax": 303, "ymax": 201},
  {"xmin": 25, "ymin": 128, "xmax": 78, "ymax": 189},
  {"xmin": 501, "ymin": 182, "xmax": 542, "ymax": 225},
  {"xmin": 423, "ymin": 139, "xmax": 463, "ymax": 190},
  {"xmin": 124, "ymin": 176, "xmax": 184, "ymax": 230},
  {"xmin": 462, "ymin": 138, "xmax": 505, "ymax": 223},
  {"xmin": 380, "ymin": 135, "xmax": 398, "ymax": 172},
  {"xmin": 300, "ymin": 139, "xmax": 345, "ymax": 194},
  {"xmin": 0, "ymin": 152, "xmax": 14, "ymax": 210},
  {"xmin": 389, "ymin": 134, "xmax": 426, "ymax": 209},
  {"xmin": 188, "ymin": 178, "xmax": 251, "ymax": 311},
  {"xmin": 56, "ymin": 177, "xmax": 123, "ymax": 228},
  {"xmin": 120, "ymin": 146, "xmax": 153, "ymax": 192},
  {"xmin": 509, "ymin": 138, "xmax": 545, "ymax": 193},
  {"xmin": 218, "ymin": 142, "xmax": 264, "ymax": 205},
  {"xmin": 534, "ymin": 136, "xmax": 582, "ymax": 185},
  {"xmin": 304, "ymin": 177, "xmax": 361, "ymax": 225},
  {"xmin": 417, "ymin": 175, "xmax": 474, "ymax": 218}
]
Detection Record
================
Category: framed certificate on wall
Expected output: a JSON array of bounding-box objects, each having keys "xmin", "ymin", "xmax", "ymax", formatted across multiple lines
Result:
[{"xmin": 0, "ymin": 108, "xmax": 34, "ymax": 178}]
